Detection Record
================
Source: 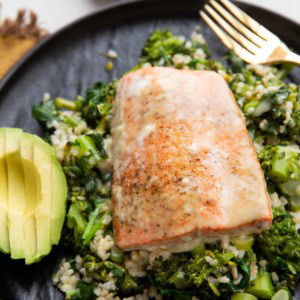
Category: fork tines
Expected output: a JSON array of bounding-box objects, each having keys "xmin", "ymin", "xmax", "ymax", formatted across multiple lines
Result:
[{"xmin": 200, "ymin": 0, "xmax": 277, "ymax": 63}]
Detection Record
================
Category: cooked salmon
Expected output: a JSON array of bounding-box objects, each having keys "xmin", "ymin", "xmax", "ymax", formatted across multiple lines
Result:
[{"xmin": 111, "ymin": 67, "xmax": 272, "ymax": 251}]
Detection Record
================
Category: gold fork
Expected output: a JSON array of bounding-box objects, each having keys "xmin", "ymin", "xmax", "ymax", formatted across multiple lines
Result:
[{"xmin": 200, "ymin": 0, "xmax": 300, "ymax": 65}]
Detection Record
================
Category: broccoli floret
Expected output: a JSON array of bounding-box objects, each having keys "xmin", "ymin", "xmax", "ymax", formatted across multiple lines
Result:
[
  {"xmin": 83, "ymin": 255, "xmax": 125, "ymax": 283},
  {"xmin": 136, "ymin": 30, "xmax": 212, "ymax": 71},
  {"xmin": 150, "ymin": 246, "xmax": 242, "ymax": 298},
  {"xmin": 81, "ymin": 81, "xmax": 115, "ymax": 129},
  {"xmin": 68, "ymin": 133, "xmax": 109, "ymax": 173},
  {"xmin": 139, "ymin": 30, "xmax": 188, "ymax": 66},
  {"xmin": 256, "ymin": 208, "xmax": 300, "ymax": 292},
  {"xmin": 258, "ymin": 145, "xmax": 300, "ymax": 183},
  {"xmin": 118, "ymin": 273, "xmax": 141, "ymax": 295}
]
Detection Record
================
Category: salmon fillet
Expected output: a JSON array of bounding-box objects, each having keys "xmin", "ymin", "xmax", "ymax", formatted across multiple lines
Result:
[{"xmin": 111, "ymin": 67, "xmax": 272, "ymax": 251}]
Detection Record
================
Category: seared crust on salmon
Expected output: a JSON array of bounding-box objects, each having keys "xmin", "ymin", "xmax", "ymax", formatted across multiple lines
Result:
[{"xmin": 111, "ymin": 67, "xmax": 272, "ymax": 251}]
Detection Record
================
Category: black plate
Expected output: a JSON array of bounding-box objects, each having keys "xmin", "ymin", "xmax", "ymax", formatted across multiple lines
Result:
[{"xmin": 0, "ymin": 1, "xmax": 299, "ymax": 299}]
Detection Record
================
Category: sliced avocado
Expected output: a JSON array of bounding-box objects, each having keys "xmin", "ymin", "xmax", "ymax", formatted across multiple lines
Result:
[
  {"xmin": 21, "ymin": 133, "xmax": 38, "ymax": 264},
  {"xmin": 4, "ymin": 128, "xmax": 25, "ymax": 259},
  {"xmin": 0, "ymin": 128, "xmax": 67, "ymax": 263},
  {"xmin": 231, "ymin": 292, "xmax": 258, "ymax": 300},
  {"xmin": 33, "ymin": 136, "xmax": 53, "ymax": 260},
  {"xmin": 31, "ymin": 135, "xmax": 67, "ymax": 245},
  {"xmin": 51, "ymin": 156, "xmax": 67, "ymax": 244},
  {"xmin": 0, "ymin": 129, "xmax": 10, "ymax": 253},
  {"xmin": 246, "ymin": 270, "xmax": 273, "ymax": 299}
]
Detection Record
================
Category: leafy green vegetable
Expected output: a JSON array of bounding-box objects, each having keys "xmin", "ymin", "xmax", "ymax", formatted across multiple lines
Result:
[
  {"xmin": 226, "ymin": 51, "xmax": 245, "ymax": 73},
  {"xmin": 220, "ymin": 254, "xmax": 251, "ymax": 293},
  {"xmin": 69, "ymin": 280, "xmax": 97, "ymax": 300},
  {"xmin": 66, "ymin": 203, "xmax": 88, "ymax": 250},
  {"xmin": 32, "ymin": 99, "xmax": 60, "ymax": 129}
]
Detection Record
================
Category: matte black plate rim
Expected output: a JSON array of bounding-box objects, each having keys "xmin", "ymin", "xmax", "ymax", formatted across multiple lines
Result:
[{"xmin": 0, "ymin": 0, "xmax": 299, "ymax": 92}]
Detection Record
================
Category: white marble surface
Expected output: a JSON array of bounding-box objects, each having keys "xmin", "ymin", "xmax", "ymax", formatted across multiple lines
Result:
[{"xmin": 1, "ymin": 0, "xmax": 299, "ymax": 33}]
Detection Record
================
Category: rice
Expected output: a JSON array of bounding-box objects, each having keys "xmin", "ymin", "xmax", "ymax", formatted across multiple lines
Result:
[
  {"xmin": 193, "ymin": 48, "xmax": 206, "ymax": 60},
  {"xmin": 90, "ymin": 230, "xmax": 115, "ymax": 261},
  {"xmin": 284, "ymin": 101, "xmax": 294, "ymax": 125},
  {"xmin": 94, "ymin": 272, "xmax": 117, "ymax": 300},
  {"xmin": 185, "ymin": 41, "xmax": 192, "ymax": 49},
  {"xmin": 259, "ymin": 259, "xmax": 268, "ymax": 270},
  {"xmin": 291, "ymin": 212, "xmax": 300, "ymax": 230},
  {"xmin": 172, "ymin": 54, "xmax": 192, "ymax": 66},
  {"xmin": 43, "ymin": 92, "xmax": 51, "ymax": 102},
  {"xmin": 190, "ymin": 31, "xmax": 205, "ymax": 44},
  {"xmin": 231, "ymin": 265, "xmax": 238, "ymax": 280},
  {"xmin": 217, "ymin": 276, "xmax": 230, "ymax": 283},
  {"xmin": 271, "ymin": 272, "xmax": 279, "ymax": 283},
  {"xmin": 233, "ymin": 274, "xmax": 243, "ymax": 285},
  {"xmin": 125, "ymin": 251, "xmax": 149, "ymax": 277},
  {"xmin": 269, "ymin": 192, "xmax": 288, "ymax": 209},
  {"xmin": 250, "ymin": 261, "xmax": 258, "ymax": 281},
  {"xmin": 148, "ymin": 250, "xmax": 171, "ymax": 266},
  {"xmin": 53, "ymin": 260, "xmax": 80, "ymax": 298},
  {"xmin": 107, "ymin": 49, "xmax": 118, "ymax": 59},
  {"xmin": 221, "ymin": 237, "xmax": 239, "ymax": 256},
  {"xmin": 98, "ymin": 137, "xmax": 113, "ymax": 172}
]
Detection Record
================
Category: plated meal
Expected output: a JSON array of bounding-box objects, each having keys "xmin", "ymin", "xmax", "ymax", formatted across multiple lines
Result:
[{"xmin": 0, "ymin": 18, "xmax": 300, "ymax": 300}]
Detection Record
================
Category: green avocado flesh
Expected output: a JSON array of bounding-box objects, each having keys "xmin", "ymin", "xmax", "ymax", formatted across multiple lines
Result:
[{"xmin": 0, "ymin": 128, "xmax": 67, "ymax": 264}]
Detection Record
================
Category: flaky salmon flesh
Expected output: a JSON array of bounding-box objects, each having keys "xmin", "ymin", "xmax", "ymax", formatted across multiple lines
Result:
[{"xmin": 111, "ymin": 67, "xmax": 272, "ymax": 252}]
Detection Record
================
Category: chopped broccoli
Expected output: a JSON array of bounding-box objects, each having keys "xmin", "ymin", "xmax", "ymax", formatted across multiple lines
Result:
[
  {"xmin": 55, "ymin": 97, "xmax": 81, "ymax": 111},
  {"xmin": 139, "ymin": 30, "xmax": 188, "ymax": 66},
  {"xmin": 83, "ymin": 255, "xmax": 125, "ymax": 283},
  {"xmin": 256, "ymin": 208, "xmax": 300, "ymax": 292},
  {"xmin": 150, "ymin": 245, "xmax": 245, "ymax": 298},
  {"xmin": 81, "ymin": 81, "xmax": 115, "ymax": 129},
  {"xmin": 258, "ymin": 145, "xmax": 300, "ymax": 183},
  {"xmin": 119, "ymin": 273, "xmax": 141, "ymax": 296},
  {"xmin": 136, "ymin": 30, "xmax": 211, "ymax": 70}
]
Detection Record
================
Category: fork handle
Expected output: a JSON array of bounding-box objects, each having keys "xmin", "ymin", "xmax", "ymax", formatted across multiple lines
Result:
[{"xmin": 284, "ymin": 51, "xmax": 300, "ymax": 65}]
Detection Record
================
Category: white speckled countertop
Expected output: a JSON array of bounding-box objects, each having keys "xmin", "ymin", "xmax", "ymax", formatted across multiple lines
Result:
[{"xmin": 1, "ymin": 0, "xmax": 299, "ymax": 33}]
